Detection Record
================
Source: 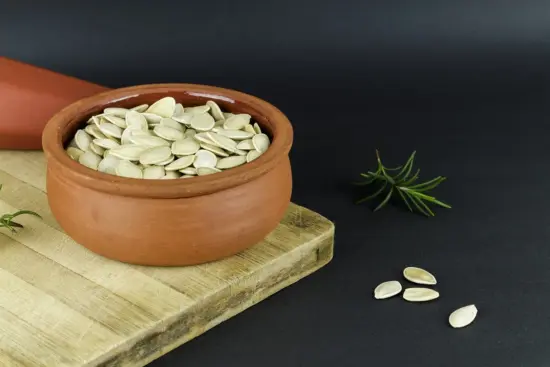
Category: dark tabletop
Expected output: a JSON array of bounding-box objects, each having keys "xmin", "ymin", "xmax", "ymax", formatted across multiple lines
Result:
[{"xmin": 3, "ymin": 1, "xmax": 550, "ymax": 366}]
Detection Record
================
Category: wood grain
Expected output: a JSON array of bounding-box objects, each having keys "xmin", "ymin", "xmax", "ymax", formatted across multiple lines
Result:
[{"xmin": 0, "ymin": 151, "xmax": 335, "ymax": 366}]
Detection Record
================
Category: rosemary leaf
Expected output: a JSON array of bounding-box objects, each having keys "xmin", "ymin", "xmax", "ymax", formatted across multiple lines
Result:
[
  {"xmin": 374, "ymin": 187, "xmax": 394, "ymax": 212},
  {"xmin": 355, "ymin": 181, "xmax": 388, "ymax": 204}
]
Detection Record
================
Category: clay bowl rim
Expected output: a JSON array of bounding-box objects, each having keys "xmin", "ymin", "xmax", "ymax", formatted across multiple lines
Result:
[{"xmin": 42, "ymin": 83, "xmax": 293, "ymax": 199}]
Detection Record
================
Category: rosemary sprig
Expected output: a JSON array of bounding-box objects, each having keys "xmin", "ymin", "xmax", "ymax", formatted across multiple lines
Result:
[
  {"xmin": 353, "ymin": 150, "xmax": 451, "ymax": 217},
  {"xmin": 0, "ymin": 185, "xmax": 41, "ymax": 233}
]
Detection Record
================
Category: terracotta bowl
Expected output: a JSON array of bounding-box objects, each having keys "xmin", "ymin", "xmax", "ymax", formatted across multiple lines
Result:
[{"xmin": 42, "ymin": 83, "xmax": 293, "ymax": 266}]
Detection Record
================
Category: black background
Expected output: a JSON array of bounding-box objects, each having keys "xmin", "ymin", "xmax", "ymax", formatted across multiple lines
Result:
[{"xmin": 3, "ymin": 1, "xmax": 550, "ymax": 366}]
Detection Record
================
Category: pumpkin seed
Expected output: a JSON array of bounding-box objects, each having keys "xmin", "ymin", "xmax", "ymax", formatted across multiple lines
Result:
[
  {"xmin": 165, "ymin": 155, "xmax": 195, "ymax": 171},
  {"xmin": 449, "ymin": 305, "xmax": 478, "ymax": 328},
  {"xmin": 403, "ymin": 267, "xmax": 437, "ymax": 285},
  {"xmin": 116, "ymin": 160, "xmax": 143, "ymax": 178},
  {"xmin": 193, "ymin": 149, "xmax": 218, "ymax": 168},
  {"xmin": 75, "ymin": 130, "xmax": 93, "ymax": 151},
  {"xmin": 402, "ymin": 288, "xmax": 439, "ymax": 302},
  {"xmin": 125, "ymin": 110, "xmax": 149, "ymax": 130},
  {"xmin": 66, "ymin": 147, "xmax": 84, "ymax": 160},
  {"xmin": 374, "ymin": 281, "xmax": 403, "ymax": 299},
  {"xmin": 78, "ymin": 151, "xmax": 101, "ymax": 170},
  {"xmin": 146, "ymin": 97, "xmax": 176, "ymax": 118},
  {"xmin": 206, "ymin": 100, "xmax": 224, "ymax": 120},
  {"xmin": 143, "ymin": 166, "xmax": 165, "ymax": 179},
  {"xmin": 252, "ymin": 133, "xmax": 270, "ymax": 153},
  {"xmin": 216, "ymin": 155, "xmax": 246, "ymax": 169},
  {"xmin": 131, "ymin": 104, "xmax": 149, "ymax": 112},
  {"xmin": 197, "ymin": 167, "xmax": 221, "ymax": 175},
  {"xmin": 139, "ymin": 146, "xmax": 172, "ymax": 165}
]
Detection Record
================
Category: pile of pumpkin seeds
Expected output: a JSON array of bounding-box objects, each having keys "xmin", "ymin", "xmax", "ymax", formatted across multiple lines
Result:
[
  {"xmin": 374, "ymin": 266, "xmax": 478, "ymax": 329},
  {"xmin": 65, "ymin": 97, "xmax": 271, "ymax": 179}
]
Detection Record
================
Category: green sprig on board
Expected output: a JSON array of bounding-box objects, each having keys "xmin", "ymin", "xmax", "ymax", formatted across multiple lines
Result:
[
  {"xmin": 0, "ymin": 184, "xmax": 41, "ymax": 232},
  {"xmin": 353, "ymin": 150, "xmax": 451, "ymax": 217}
]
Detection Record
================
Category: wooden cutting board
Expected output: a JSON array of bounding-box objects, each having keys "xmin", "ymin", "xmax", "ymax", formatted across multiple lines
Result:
[{"xmin": 0, "ymin": 150, "xmax": 334, "ymax": 367}]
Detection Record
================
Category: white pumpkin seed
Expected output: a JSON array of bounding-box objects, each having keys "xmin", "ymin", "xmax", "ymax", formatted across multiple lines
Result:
[
  {"xmin": 141, "ymin": 113, "xmax": 163, "ymax": 124},
  {"xmin": 194, "ymin": 132, "xmax": 216, "ymax": 145},
  {"xmin": 197, "ymin": 167, "xmax": 221, "ymax": 176},
  {"xmin": 109, "ymin": 145, "xmax": 149, "ymax": 161},
  {"xmin": 173, "ymin": 103, "xmax": 185, "ymax": 117},
  {"xmin": 120, "ymin": 128, "xmax": 134, "ymax": 145},
  {"xmin": 185, "ymin": 105, "xmax": 210, "ymax": 114},
  {"xmin": 223, "ymin": 112, "xmax": 234, "ymax": 119},
  {"xmin": 78, "ymin": 151, "xmax": 101, "ymax": 170},
  {"xmin": 143, "ymin": 166, "xmax": 165, "ymax": 179},
  {"xmin": 206, "ymin": 100, "xmax": 224, "ymax": 120},
  {"xmin": 217, "ymin": 129, "xmax": 254, "ymax": 140},
  {"xmin": 253, "ymin": 122, "xmax": 262, "ymax": 134},
  {"xmin": 160, "ymin": 117, "xmax": 184, "ymax": 131},
  {"xmin": 75, "ymin": 130, "xmax": 93, "ymax": 151},
  {"xmin": 146, "ymin": 97, "xmax": 176, "ymax": 118},
  {"xmin": 155, "ymin": 155, "xmax": 175, "ymax": 166},
  {"xmin": 89, "ymin": 142, "xmax": 105, "ymax": 155},
  {"xmin": 129, "ymin": 135, "xmax": 170, "ymax": 147},
  {"xmin": 104, "ymin": 107, "xmax": 128, "ymax": 118},
  {"xmin": 131, "ymin": 104, "xmax": 149, "ymax": 112},
  {"xmin": 85, "ymin": 124, "xmax": 107, "ymax": 139},
  {"xmin": 180, "ymin": 175, "xmax": 195, "ymax": 179},
  {"xmin": 172, "ymin": 138, "xmax": 200, "ymax": 156},
  {"xmin": 402, "ymin": 288, "xmax": 440, "ymax": 302},
  {"xmin": 216, "ymin": 155, "xmax": 247, "ymax": 169},
  {"xmin": 252, "ymin": 133, "xmax": 270, "ymax": 153},
  {"xmin": 116, "ymin": 160, "xmax": 142, "ymax": 178},
  {"xmin": 98, "ymin": 155, "xmax": 121, "ymax": 175},
  {"xmin": 200, "ymin": 142, "xmax": 229, "ymax": 157},
  {"xmin": 403, "ymin": 267, "xmax": 437, "ymax": 285},
  {"xmin": 207, "ymin": 132, "xmax": 238, "ymax": 152},
  {"xmin": 98, "ymin": 122, "xmax": 122, "ymax": 139},
  {"xmin": 171, "ymin": 112, "xmax": 194, "ymax": 125},
  {"xmin": 103, "ymin": 115, "xmax": 127, "ymax": 128},
  {"xmin": 237, "ymin": 139, "xmax": 255, "ymax": 150},
  {"xmin": 190, "ymin": 113, "xmax": 215, "ymax": 131},
  {"xmin": 93, "ymin": 138, "xmax": 120, "ymax": 149},
  {"xmin": 193, "ymin": 149, "xmax": 217, "ymax": 168},
  {"xmin": 165, "ymin": 155, "xmax": 195, "ymax": 171},
  {"xmin": 184, "ymin": 128, "xmax": 197, "ymax": 138},
  {"xmin": 66, "ymin": 147, "xmax": 84, "ymax": 160},
  {"xmin": 246, "ymin": 150, "xmax": 262, "ymax": 162},
  {"xmin": 153, "ymin": 125, "xmax": 184, "ymax": 141},
  {"xmin": 180, "ymin": 167, "xmax": 197, "ymax": 175},
  {"xmin": 449, "ymin": 305, "xmax": 478, "ymax": 328},
  {"xmin": 224, "ymin": 114, "xmax": 251, "ymax": 130},
  {"xmin": 139, "ymin": 146, "xmax": 172, "ymax": 165},
  {"xmin": 244, "ymin": 124, "xmax": 257, "ymax": 135},
  {"xmin": 374, "ymin": 281, "xmax": 403, "ymax": 300},
  {"xmin": 161, "ymin": 171, "xmax": 181, "ymax": 179},
  {"xmin": 125, "ymin": 110, "xmax": 148, "ymax": 130}
]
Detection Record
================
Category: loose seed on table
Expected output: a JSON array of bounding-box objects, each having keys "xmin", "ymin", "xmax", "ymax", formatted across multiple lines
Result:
[
  {"xmin": 403, "ymin": 267, "xmax": 437, "ymax": 285},
  {"xmin": 374, "ymin": 281, "xmax": 402, "ymax": 299},
  {"xmin": 402, "ymin": 288, "xmax": 440, "ymax": 302},
  {"xmin": 449, "ymin": 305, "xmax": 478, "ymax": 328}
]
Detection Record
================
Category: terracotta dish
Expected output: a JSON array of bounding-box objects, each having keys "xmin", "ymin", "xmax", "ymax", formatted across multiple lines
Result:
[
  {"xmin": 0, "ymin": 57, "xmax": 107, "ymax": 150},
  {"xmin": 42, "ymin": 84, "xmax": 294, "ymax": 266}
]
